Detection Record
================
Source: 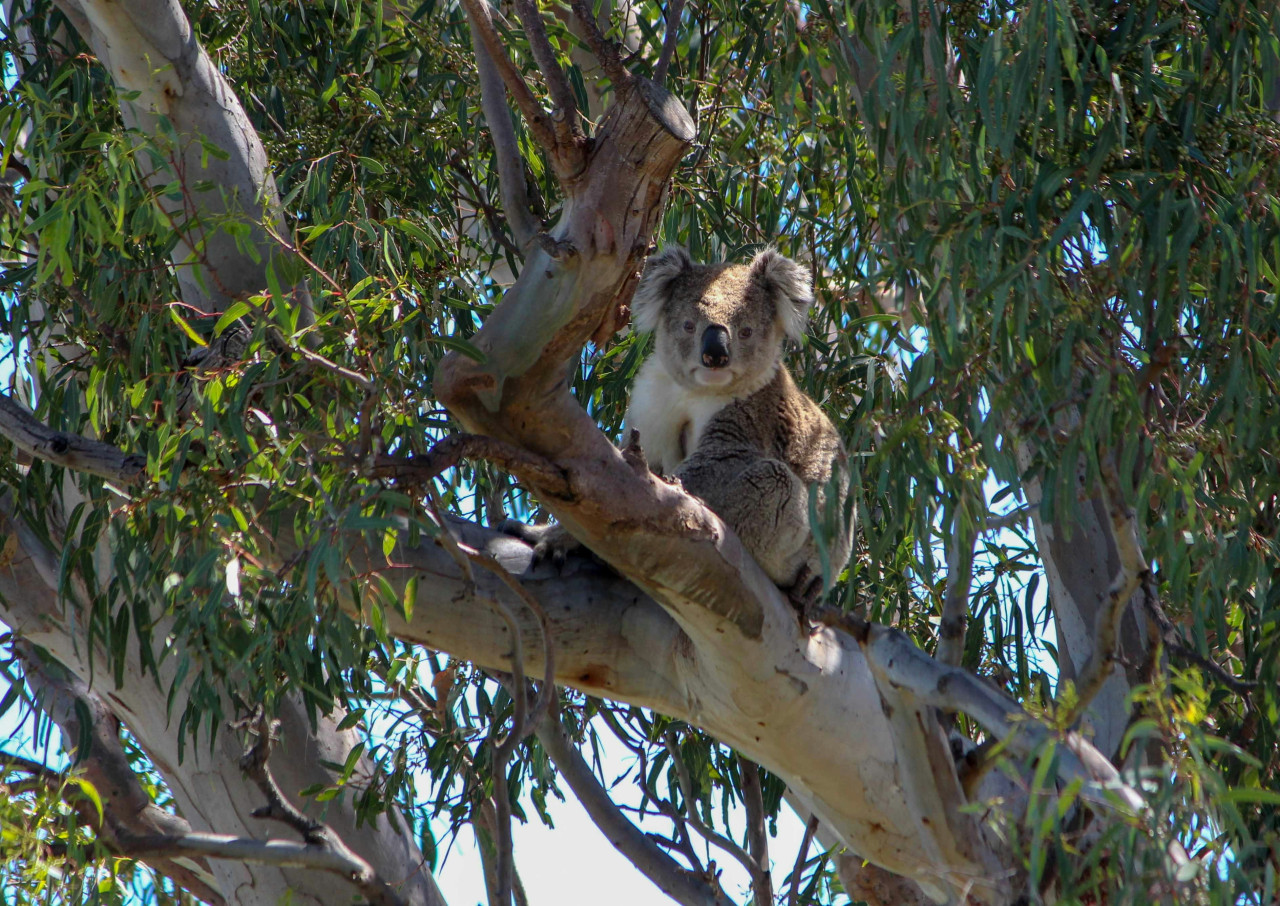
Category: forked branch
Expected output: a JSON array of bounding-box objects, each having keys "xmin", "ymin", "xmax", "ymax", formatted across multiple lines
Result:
[
  {"xmin": 459, "ymin": 0, "xmax": 560, "ymax": 153},
  {"xmin": 459, "ymin": 0, "xmax": 588, "ymax": 179},
  {"xmin": 235, "ymin": 713, "xmax": 409, "ymax": 906}
]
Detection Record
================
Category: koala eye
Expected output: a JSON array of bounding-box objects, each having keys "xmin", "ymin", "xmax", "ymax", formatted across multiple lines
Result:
[
  {"xmin": 740, "ymin": 326, "xmax": 754, "ymax": 339},
  {"xmin": 683, "ymin": 320, "xmax": 695, "ymax": 333}
]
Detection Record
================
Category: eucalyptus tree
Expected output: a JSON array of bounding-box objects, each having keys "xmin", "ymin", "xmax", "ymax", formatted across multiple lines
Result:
[{"xmin": 0, "ymin": 1, "xmax": 1276, "ymax": 905}]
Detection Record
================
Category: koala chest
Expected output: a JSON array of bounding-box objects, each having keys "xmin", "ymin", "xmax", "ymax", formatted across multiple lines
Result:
[{"xmin": 625, "ymin": 357, "xmax": 735, "ymax": 475}]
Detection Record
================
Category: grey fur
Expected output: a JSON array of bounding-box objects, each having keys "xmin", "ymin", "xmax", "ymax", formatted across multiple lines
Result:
[{"xmin": 626, "ymin": 248, "xmax": 853, "ymax": 590}]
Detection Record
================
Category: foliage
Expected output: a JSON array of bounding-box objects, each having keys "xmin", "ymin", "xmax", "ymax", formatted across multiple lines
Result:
[{"xmin": 0, "ymin": 0, "xmax": 1278, "ymax": 902}]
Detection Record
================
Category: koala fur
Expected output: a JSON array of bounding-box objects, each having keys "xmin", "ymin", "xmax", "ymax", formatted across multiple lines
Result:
[{"xmin": 626, "ymin": 247, "xmax": 852, "ymax": 590}]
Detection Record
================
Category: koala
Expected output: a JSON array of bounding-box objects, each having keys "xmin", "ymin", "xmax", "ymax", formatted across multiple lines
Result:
[{"xmin": 625, "ymin": 246, "xmax": 852, "ymax": 592}]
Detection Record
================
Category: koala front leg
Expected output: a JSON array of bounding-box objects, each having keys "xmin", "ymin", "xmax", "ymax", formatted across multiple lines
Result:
[{"xmin": 677, "ymin": 455, "xmax": 812, "ymax": 587}]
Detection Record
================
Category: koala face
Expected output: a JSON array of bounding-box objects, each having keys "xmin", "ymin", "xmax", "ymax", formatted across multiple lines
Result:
[{"xmin": 632, "ymin": 247, "xmax": 813, "ymax": 395}]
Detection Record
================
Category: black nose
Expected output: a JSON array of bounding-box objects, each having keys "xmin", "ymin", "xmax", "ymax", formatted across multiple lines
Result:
[{"xmin": 701, "ymin": 325, "xmax": 730, "ymax": 368}]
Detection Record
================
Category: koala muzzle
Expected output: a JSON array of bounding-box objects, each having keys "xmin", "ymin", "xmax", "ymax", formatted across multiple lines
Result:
[{"xmin": 701, "ymin": 325, "xmax": 731, "ymax": 368}]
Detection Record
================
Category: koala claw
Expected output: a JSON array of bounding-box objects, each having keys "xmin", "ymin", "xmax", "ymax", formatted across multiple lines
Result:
[{"xmin": 787, "ymin": 566, "xmax": 826, "ymax": 614}]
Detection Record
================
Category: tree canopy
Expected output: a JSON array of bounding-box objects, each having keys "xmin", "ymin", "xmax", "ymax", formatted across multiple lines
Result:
[{"xmin": 0, "ymin": 0, "xmax": 1277, "ymax": 904}]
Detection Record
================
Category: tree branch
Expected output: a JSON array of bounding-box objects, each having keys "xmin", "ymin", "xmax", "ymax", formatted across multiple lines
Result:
[
  {"xmin": 458, "ymin": 0, "xmax": 563, "ymax": 162},
  {"xmin": 1065, "ymin": 458, "xmax": 1147, "ymax": 725},
  {"xmin": 511, "ymin": 0, "xmax": 583, "ymax": 146},
  {"xmin": 0, "ymin": 393, "xmax": 145, "ymax": 484},
  {"xmin": 18, "ymin": 652, "xmax": 226, "ymax": 905},
  {"xmin": 236, "ymin": 713, "xmax": 409, "ymax": 906},
  {"xmin": 785, "ymin": 814, "xmax": 819, "ymax": 906},
  {"xmin": 936, "ymin": 502, "xmax": 976, "ymax": 668},
  {"xmin": 536, "ymin": 709, "xmax": 723, "ymax": 906},
  {"xmin": 569, "ymin": 0, "xmax": 633, "ymax": 89},
  {"xmin": 740, "ymin": 759, "xmax": 773, "ymax": 906},
  {"xmin": 370, "ymin": 433, "xmax": 574, "ymax": 500},
  {"xmin": 55, "ymin": 0, "xmax": 312, "ymax": 319},
  {"xmin": 652, "ymin": 0, "xmax": 685, "ymax": 85},
  {"xmin": 1142, "ymin": 581, "xmax": 1258, "ymax": 693},
  {"xmin": 662, "ymin": 729, "xmax": 760, "ymax": 878},
  {"xmin": 842, "ymin": 614, "xmax": 1148, "ymax": 815},
  {"xmin": 983, "ymin": 504, "xmax": 1036, "ymax": 532},
  {"xmin": 470, "ymin": 17, "xmax": 540, "ymax": 249}
]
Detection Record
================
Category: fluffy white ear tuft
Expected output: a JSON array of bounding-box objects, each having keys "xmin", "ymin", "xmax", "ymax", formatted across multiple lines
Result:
[
  {"xmin": 750, "ymin": 248, "xmax": 813, "ymax": 341},
  {"xmin": 631, "ymin": 247, "xmax": 692, "ymax": 334}
]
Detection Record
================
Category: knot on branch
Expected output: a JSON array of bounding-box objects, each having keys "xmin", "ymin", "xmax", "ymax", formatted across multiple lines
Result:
[{"xmin": 537, "ymin": 233, "xmax": 579, "ymax": 260}]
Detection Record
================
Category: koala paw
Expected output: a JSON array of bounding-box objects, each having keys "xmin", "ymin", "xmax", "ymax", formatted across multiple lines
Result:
[
  {"xmin": 786, "ymin": 565, "xmax": 826, "ymax": 614},
  {"xmin": 499, "ymin": 520, "xmax": 583, "ymax": 567}
]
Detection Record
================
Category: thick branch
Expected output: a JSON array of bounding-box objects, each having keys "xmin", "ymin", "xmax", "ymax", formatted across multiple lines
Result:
[
  {"xmin": 459, "ymin": 0, "xmax": 563, "ymax": 162},
  {"xmin": 1066, "ymin": 460, "xmax": 1147, "ymax": 724},
  {"xmin": 55, "ymin": 0, "xmax": 311, "ymax": 318},
  {"xmin": 936, "ymin": 504, "xmax": 976, "ymax": 668},
  {"xmin": 470, "ymin": 17, "xmax": 540, "ymax": 249},
  {"xmin": 849, "ymin": 615, "xmax": 1146, "ymax": 815},
  {"xmin": 0, "ymin": 393, "xmax": 145, "ymax": 484},
  {"xmin": 511, "ymin": 0, "xmax": 583, "ymax": 147}
]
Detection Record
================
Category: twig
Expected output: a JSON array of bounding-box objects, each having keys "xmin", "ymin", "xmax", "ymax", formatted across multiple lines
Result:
[
  {"xmin": 116, "ymin": 830, "xmax": 400, "ymax": 893},
  {"xmin": 569, "ymin": 0, "xmax": 632, "ymax": 89},
  {"xmin": 536, "ymin": 709, "xmax": 723, "ymax": 906},
  {"xmin": 448, "ymin": 154, "xmax": 531, "ymax": 256},
  {"xmin": 1142, "ymin": 580, "xmax": 1258, "ymax": 693},
  {"xmin": 653, "ymin": 0, "xmax": 686, "ymax": 85},
  {"xmin": 466, "ymin": 547, "xmax": 557, "ymax": 734},
  {"xmin": 984, "ymin": 504, "xmax": 1037, "ymax": 532},
  {"xmin": 511, "ymin": 0, "xmax": 583, "ymax": 147},
  {"xmin": 235, "ymin": 712, "xmax": 408, "ymax": 906},
  {"xmin": 289, "ymin": 343, "xmax": 373, "ymax": 391},
  {"xmin": 369, "ymin": 433, "xmax": 573, "ymax": 500},
  {"xmin": 467, "ymin": 32, "xmax": 540, "ymax": 250},
  {"xmin": 422, "ymin": 491, "xmax": 555, "ymax": 906},
  {"xmin": 936, "ymin": 502, "xmax": 976, "ymax": 668},
  {"xmin": 785, "ymin": 815, "xmax": 820, "ymax": 906},
  {"xmin": 739, "ymin": 759, "xmax": 773, "ymax": 906},
  {"xmin": 1064, "ymin": 458, "xmax": 1147, "ymax": 726},
  {"xmin": 662, "ymin": 729, "xmax": 760, "ymax": 878}
]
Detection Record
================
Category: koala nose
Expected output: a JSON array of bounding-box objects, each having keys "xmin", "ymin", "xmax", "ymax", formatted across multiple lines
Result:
[{"xmin": 701, "ymin": 325, "xmax": 731, "ymax": 368}]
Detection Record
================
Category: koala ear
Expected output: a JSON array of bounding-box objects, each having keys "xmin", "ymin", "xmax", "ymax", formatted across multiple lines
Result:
[
  {"xmin": 631, "ymin": 246, "xmax": 692, "ymax": 334},
  {"xmin": 750, "ymin": 249, "xmax": 813, "ymax": 341}
]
